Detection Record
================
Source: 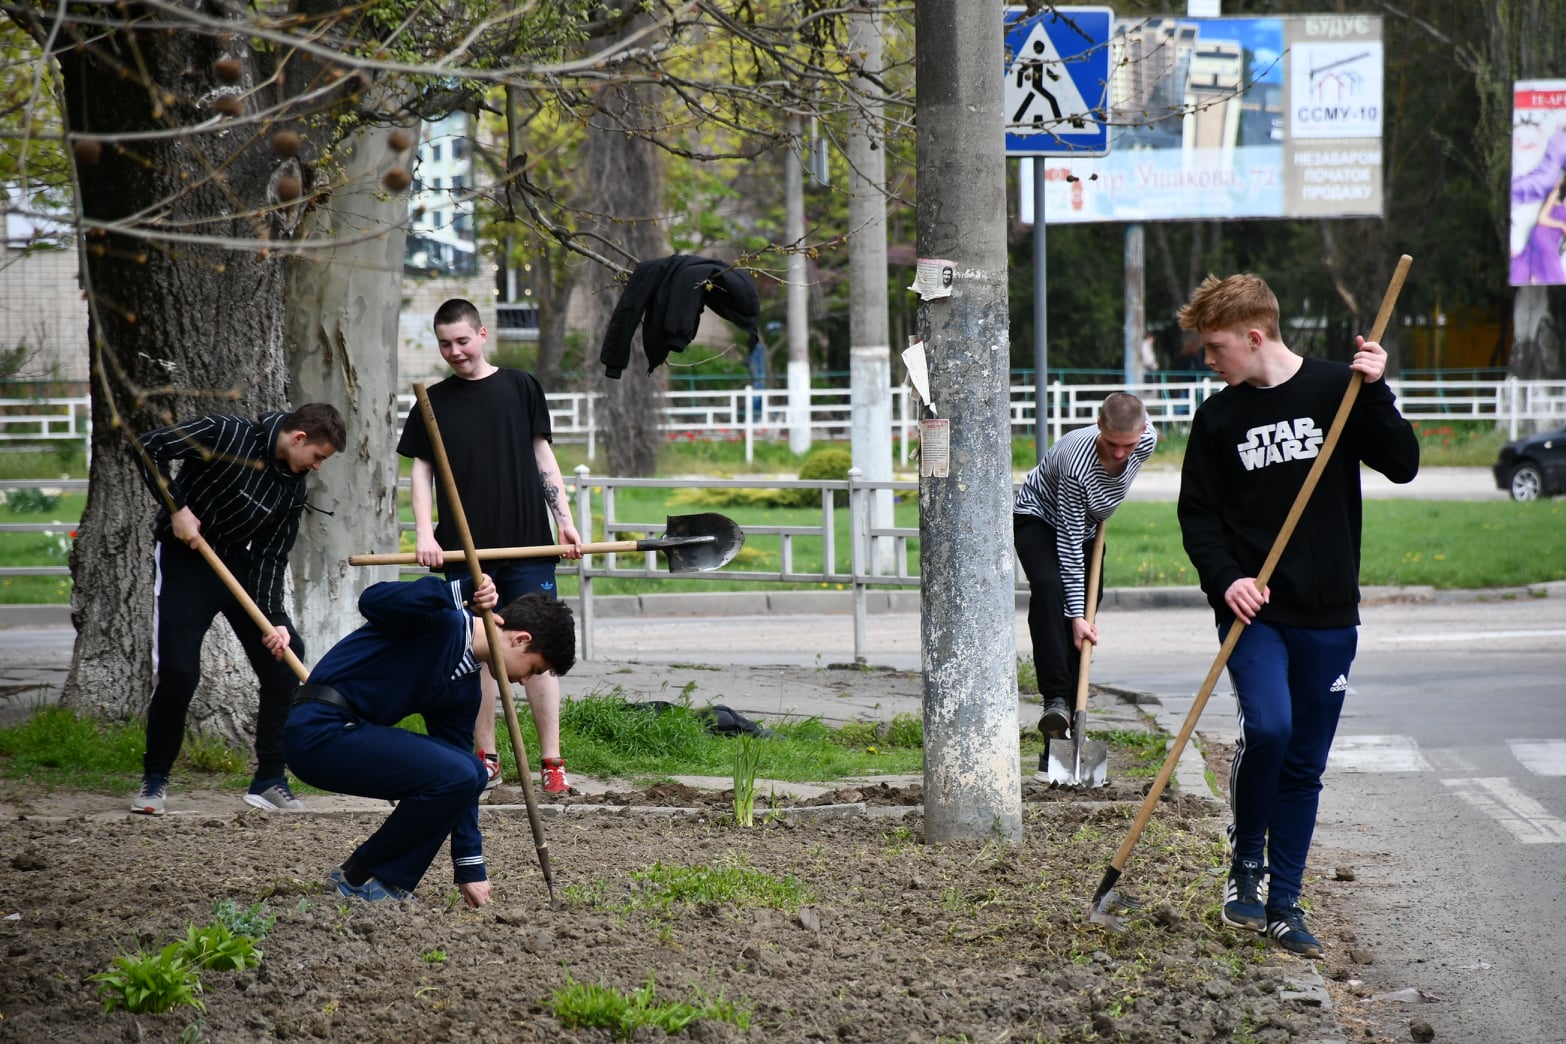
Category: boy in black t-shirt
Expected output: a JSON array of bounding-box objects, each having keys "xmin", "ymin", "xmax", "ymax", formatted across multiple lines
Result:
[
  {"xmin": 396, "ymin": 299, "xmax": 582, "ymax": 795},
  {"xmin": 1175, "ymin": 274, "xmax": 1418, "ymax": 958}
]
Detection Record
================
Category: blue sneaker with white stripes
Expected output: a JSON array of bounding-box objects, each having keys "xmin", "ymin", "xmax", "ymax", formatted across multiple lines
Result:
[
  {"xmin": 1221, "ymin": 858, "xmax": 1267, "ymax": 932},
  {"xmin": 328, "ymin": 867, "xmax": 415, "ymax": 902},
  {"xmin": 1266, "ymin": 901, "xmax": 1324, "ymax": 957}
]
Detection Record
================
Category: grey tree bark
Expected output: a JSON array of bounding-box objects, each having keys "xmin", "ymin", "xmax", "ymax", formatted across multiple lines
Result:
[
  {"xmin": 576, "ymin": 61, "xmax": 668, "ymax": 478},
  {"xmin": 284, "ymin": 118, "xmax": 414, "ymax": 646},
  {"xmin": 915, "ymin": 0, "xmax": 1022, "ymax": 843},
  {"xmin": 57, "ymin": 26, "xmax": 294, "ymax": 744}
]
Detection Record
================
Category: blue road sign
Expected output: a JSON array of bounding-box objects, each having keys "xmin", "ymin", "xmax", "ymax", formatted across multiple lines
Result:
[{"xmin": 1003, "ymin": 6, "xmax": 1114, "ymax": 157}]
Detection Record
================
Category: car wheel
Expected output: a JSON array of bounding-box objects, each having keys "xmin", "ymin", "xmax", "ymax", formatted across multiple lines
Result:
[{"xmin": 1508, "ymin": 462, "xmax": 1544, "ymax": 502}]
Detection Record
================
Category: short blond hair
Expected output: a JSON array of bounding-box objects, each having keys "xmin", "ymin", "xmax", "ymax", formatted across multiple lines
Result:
[
  {"xmin": 1098, "ymin": 391, "xmax": 1146, "ymax": 435},
  {"xmin": 1176, "ymin": 274, "xmax": 1281, "ymax": 340}
]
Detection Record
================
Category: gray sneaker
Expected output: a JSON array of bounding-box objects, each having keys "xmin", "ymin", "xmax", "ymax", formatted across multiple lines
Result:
[
  {"xmin": 130, "ymin": 774, "xmax": 167, "ymax": 816},
  {"xmin": 1038, "ymin": 697, "xmax": 1070, "ymax": 739},
  {"xmin": 243, "ymin": 777, "xmax": 305, "ymax": 811}
]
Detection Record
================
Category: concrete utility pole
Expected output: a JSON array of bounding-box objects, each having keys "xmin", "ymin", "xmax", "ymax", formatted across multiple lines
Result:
[
  {"xmin": 915, "ymin": 0, "xmax": 1023, "ymax": 843},
  {"xmin": 785, "ymin": 113, "xmax": 813, "ymax": 455},
  {"xmin": 846, "ymin": 5, "xmax": 894, "ymax": 573}
]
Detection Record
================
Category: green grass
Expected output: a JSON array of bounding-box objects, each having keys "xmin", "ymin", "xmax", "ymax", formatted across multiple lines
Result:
[
  {"xmin": 490, "ymin": 688, "xmax": 925, "ymax": 784},
  {"xmin": 548, "ymin": 974, "xmax": 752, "ymax": 1039},
  {"xmin": 0, "ymin": 688, "xmax": 927, "ymax": 797}
]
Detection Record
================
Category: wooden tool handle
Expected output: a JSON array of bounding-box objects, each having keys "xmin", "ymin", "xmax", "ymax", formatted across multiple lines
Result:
[
  {"xmin": 349, "ymin": 541, "xmax": 638, "ymax": 567},
  {"xmin": 1072, "ymin": 521, "xmax": 1107, "ymax": 715},
  {"xmin": 192, "ymin": 537, "xmax": 308, "ymax": 682}
]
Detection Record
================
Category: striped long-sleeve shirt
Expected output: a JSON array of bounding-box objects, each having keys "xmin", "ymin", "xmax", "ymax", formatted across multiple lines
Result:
[
  {"xmin": 1013, "ymin": 420, "xmax": 1157, "ymax": 618},
  {"xmin": 135, "ymin": 412, "xmax": 310, "ymax": 617}
]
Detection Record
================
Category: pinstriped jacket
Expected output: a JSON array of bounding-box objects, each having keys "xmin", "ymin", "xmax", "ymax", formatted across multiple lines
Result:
[{"xmin": 134, "ymin": 412, "xmax": 311, "ymax": 618}]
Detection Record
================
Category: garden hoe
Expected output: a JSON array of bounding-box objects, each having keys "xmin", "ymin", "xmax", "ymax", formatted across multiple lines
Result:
[
  {"xmin": 414, "ymin": 384, "xmax": 556, "ymax": 900},
  {"xmin": 1043, "ymin": 520, "xmax": 1109, "ymax": 788},
  {"xmin": 348, "ymin": 512, "xmax": 744, "ymax": 573},
  {"xmin": 1087, "ymin": 253, "xmax": 1413, "ymax": 932}
]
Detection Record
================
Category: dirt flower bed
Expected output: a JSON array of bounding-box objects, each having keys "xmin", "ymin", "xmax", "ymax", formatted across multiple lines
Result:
[{"xmin": 0, "ymin": 776, "xmax": 1345, "ymax": 1044}]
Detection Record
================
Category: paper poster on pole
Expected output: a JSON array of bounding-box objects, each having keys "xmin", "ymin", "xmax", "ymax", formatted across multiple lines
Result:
[{"xmin": 1509, "ymin": 80, "xmax": 1566, "ymax": 287}]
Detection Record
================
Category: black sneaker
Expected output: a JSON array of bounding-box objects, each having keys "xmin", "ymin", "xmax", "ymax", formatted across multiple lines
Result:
[
  {"xmin": 1038, "ymin": 697, "xmax": 1070, "ymax": 739},
  {"xmin": 1221, "ymin": 858, "xmax": 1267, "ymax": 932},
  {"xmin": 1266, "ymin": 901, "xmax": 1324, "ymax": 957}
]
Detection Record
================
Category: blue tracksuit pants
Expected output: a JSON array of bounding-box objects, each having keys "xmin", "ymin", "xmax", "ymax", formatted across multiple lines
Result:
[
  {"xmin": 283, "ymin": 703, "xmax": 488, "ymax": 892},
  {"xmin": 1223, "ymin": 619, "xmax": 1357, "ymax": 904}
]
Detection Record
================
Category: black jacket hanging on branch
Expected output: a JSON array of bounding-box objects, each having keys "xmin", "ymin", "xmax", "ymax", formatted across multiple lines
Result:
[{"xmin": 600, "ymin": 254, "xmax": 761, "ymax": 379}]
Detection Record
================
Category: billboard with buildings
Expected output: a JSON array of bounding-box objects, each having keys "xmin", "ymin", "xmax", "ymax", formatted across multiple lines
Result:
[
  {"xmin": 1023, "ymin": 13, "xmax": 1383, "ymax": 223},
  {"xmin": 1509, "ymin": 80, "xmax": 1566, "ymax": 287}
]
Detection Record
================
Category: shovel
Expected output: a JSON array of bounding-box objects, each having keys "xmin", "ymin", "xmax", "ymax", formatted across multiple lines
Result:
[
  {"xmin": 1043, "ymin": 520, "xmax": 1109, "ymax": 788},
  {"xmin": 348, "ymin": 513, "xmax": 745, "ymax": 573}
]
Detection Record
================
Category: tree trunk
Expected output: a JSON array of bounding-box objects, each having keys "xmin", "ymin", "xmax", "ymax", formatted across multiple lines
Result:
[
  {"xmin": 576, "ymin": 68, "xmax": 668, "ymax": 477},
  {"xmin": 285, "ymin": 117, "xmax": 413, "ymax": 644},
  {"xmin": 1511, "ymin": 285, "xmax": 1566, "ymax": 399},
  {"xmin": 57, "ymin": 25, "xmax": 294, "ymax": 743}
]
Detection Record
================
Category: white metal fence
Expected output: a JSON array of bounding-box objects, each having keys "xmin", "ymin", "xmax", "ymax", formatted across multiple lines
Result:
[
  {"xmin": 5, "ymin": 376, "xmax": 1561, "ymax": 465},
  {"xmin": 0, "ymin": 471, "xmax": 922, "ymax": 661}
]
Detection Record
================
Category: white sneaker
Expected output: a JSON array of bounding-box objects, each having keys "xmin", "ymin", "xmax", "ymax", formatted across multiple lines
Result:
[
  {"xmin": 243, "ymin": 778, "xmax": 305, "ymax": 811},
  {"xmin": 130, "ymin": 775, "xmax": 167, "ymax": 816}
]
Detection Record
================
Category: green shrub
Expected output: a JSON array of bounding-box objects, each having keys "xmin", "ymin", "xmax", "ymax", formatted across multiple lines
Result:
[{"xmin": 791, "ymin": 447, "xmax": 853, "ymax": 507}]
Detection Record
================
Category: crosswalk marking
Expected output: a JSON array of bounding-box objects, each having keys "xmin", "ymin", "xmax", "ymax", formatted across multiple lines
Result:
[
  {"xmin": 1508, "ymin": 739, "xmax": 1566, "ymax": 777},
  {"xmin": 1382, "ymin": 628, "xmax": 1566, "ymax": 642},
  {"xmin": 1440, "ymin": 777, "xmax": 1566, "ymax": 844},
  {"xmin": 1328, "ymin": 734, "xmax": 1432, "ymax": 773}
]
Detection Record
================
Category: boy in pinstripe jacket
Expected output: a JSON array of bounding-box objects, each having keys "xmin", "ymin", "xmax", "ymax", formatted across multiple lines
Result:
[
  {"xmin": 1013, "ymin": 393, "xmax": 1156, "ymax": 739},
  {"xmin": 130, "ymin": 403, "xmax": 346, "ymax": 816}
]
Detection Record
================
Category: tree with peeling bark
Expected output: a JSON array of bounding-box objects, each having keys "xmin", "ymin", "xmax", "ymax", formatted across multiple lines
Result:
[{"xmin": 0, "ymin": 0, "xmax": 917, "ymax": 743}]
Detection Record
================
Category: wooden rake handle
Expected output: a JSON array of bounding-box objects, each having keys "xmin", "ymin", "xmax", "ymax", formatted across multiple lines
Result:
[
  {"xmin": 1105, "ymin": 254, "xmax": 1413, "ymax": 876},
  {"xmin": 413, "ymin": 384, "xmax": 554, "ymax": 897},
  {"xmin": 192, "ymin": 537, "xmax": 309, "ymax": 682}
]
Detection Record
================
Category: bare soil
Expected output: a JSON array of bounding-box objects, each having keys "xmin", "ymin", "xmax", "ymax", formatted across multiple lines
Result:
[{"xmin": 0, "ymin": 760, "xmax": 1350, "ymax": 1044}]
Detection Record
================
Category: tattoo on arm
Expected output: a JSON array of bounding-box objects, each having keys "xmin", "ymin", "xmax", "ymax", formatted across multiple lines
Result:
[{"xmin": 540, "ymin": 474, "xmax": 566, "ymax": 519}]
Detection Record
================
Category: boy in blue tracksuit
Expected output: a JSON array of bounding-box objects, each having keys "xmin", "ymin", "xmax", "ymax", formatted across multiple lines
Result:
[
  {"xmin": 283, "ymin": 575, "xmax": 575, "ymax": 907},
  {"xmin": 1176, "ymin": 274, "xmax": 1419, "ymax": 957}
]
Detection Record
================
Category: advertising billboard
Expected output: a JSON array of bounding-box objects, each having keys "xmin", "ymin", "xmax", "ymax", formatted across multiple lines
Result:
[
  {"xmin": 1024, "ymin": 13, "xmax": 1383, "ymax": 223},
  {"xmin": 1509, "ymin": 80, "xmax": 1566, "ymax": 287}
]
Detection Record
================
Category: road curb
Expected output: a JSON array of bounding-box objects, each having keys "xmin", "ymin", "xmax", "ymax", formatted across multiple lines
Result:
[{"xmin": 8, "ymin": 579, "xmax": 1562, "ymax": 628}]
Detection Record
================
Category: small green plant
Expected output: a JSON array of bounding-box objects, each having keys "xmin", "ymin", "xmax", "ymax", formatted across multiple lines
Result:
[
  {"xmin": 548, "ymin": 974, "xmax": 752, "ymax": 1039},
  {"xmin": 168, "ymin": 922, "xmax": 262, "ymax": 972},
  {"xmin": 732, "ymin": 733, "xmax": 762, "ymax": 827},
  {"xmin": 88, "ymin": 947, "xmax": 206, "ymax": 1014},
  {"xmin": 1016, "ymin": 656, "xmax": 1038, "ymax": 695},
  {"xmin": 210, "ymin": 899, "xmax": 275, "ymax": 939},
  {"xmin": 627, "ymin": 857, "xmax": 812, "ymax": 911},
  {"xmin": 422, "ymin": 948, "xmax": 448, "ymax": 964}
]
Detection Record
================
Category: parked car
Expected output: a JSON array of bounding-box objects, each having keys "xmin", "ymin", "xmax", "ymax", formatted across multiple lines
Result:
[{"xmin": 1492, "ymin": 425, "xmax": 1566, "ymax": 501}]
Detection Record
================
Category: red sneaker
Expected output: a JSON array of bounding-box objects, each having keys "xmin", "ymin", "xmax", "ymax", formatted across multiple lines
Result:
[
  {"xmin": 541, "ymin": 757, "xmax": 570, "ymax": 795},
  {"xmin": 479, "ymin": 751, "xmax": 501, "ymax": 791}
]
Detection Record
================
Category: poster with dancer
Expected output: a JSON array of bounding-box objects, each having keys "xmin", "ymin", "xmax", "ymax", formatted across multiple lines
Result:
[{"xmin": 1510, "ymin": 80, "xmax": 1566, "ymax": 287}]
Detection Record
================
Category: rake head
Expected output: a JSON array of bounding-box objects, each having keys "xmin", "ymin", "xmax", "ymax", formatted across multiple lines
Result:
[{"xmin": 1087, "ymin": 887, "xmax": 1141, "ymax": 932}]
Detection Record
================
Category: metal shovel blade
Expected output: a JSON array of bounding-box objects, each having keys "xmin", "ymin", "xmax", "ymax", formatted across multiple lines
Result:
[
  {"xmin": 661, "ymin": 513, "xmax": 745, "ymax": 573},
  {"xmin": 1042, "ymin": 715, "xmax": 1110, "ymax": 787}
]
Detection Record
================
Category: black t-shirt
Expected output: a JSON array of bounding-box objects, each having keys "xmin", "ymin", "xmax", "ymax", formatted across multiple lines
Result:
[{"xmin": 396, "ymin": 368, "xmax": 557, "ymax": 550}]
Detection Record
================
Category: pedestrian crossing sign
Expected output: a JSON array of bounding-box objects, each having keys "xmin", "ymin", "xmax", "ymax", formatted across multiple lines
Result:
[{"xmin": 1003, "ymin": 6, "xmax": 1114, "ymax": 157}]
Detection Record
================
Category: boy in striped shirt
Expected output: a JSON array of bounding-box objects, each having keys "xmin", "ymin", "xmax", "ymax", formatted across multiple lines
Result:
[
  {"xmin": 1013, "ymin": 392, "xmax": 1156, "ymax": 738},
  {"xmin": 130, "ymin": 403, "xmax": 345, "ymax": 816}
]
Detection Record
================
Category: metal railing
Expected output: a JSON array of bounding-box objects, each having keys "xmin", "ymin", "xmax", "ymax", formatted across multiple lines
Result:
[
  {"xmin": 0, "ymin": 473, "xmax": 926, "ymax": 661},
  {"xmin": 3, "ymin": 377, "xmax": 1563, "ymax": 464}
]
